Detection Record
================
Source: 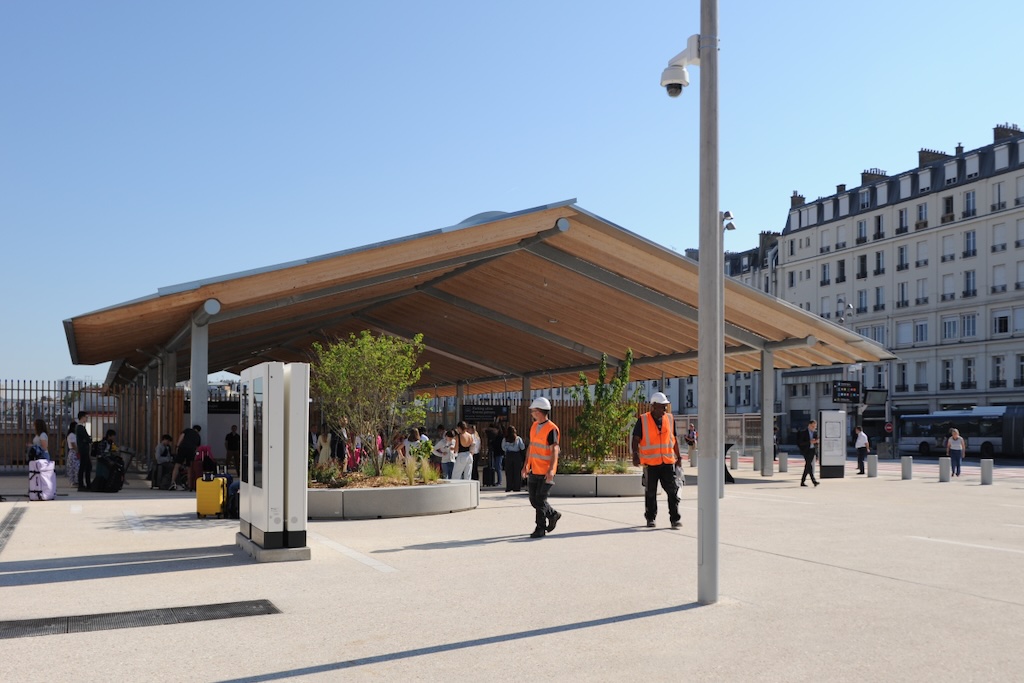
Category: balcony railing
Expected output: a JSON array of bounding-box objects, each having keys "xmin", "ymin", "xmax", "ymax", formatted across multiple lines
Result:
[
  {"xmin": 856, "ymin": 271, "xmax": 867, "ymax": 280},
  {"xmin": 941, "ymin": 254, "xmax": 955, "ymax": 262},
  {"xmin": 915, "ymin": 296, "xmax": 929, "ymax": 305},
  {"xmin": 913, "ymin": 383, "xmax": 929, "ymax": 392},
  {"xmin": 835, "ymin": 275, "xmax": 846, "ymax": 283},
  {"xmin": 991, "ymin": 201, "xmax": 1007, "ymax": 211},
  {"xmin": 960, "ymin": 381, "xmax": 976, "ymax": 390},
  {"xmin": 940, "ymin": 293, "xmax": 955, "ymax": 301},
  {"xmin": 991, "ymin": 284, "xmax": 1007, "ymax": 293},
  {"xmin": 873, "ymin": 232, "xmax": 885, "ymax": 240},
  {"xmin": 915, "ymin": 259, "xmax": 928, "ymax": 267},
  {"xmin": 991, "ymin": 243, "xmax": 1007, "ymax": 252},
  {"xmin": 940, "ymin": 213, "xmax": 955, "ymax": 224},
  {"xmin": 896, "ymin": 300, "xmax": 909, "ymax": 308},
  {"xmin": 915, "ymin": 220, "xmax": 928, "ymax": 230},
  {"xmin": 873, "ymin": 268, "xmax": 885, "ymax": 276},
  {"xmin": 962, "ymin": 248, "xmax": 976, "ymax": 258},
  {"xmin": 855, "ymin": 306, "xmax": 868, "ymax": 314},
  {"xmin": 962, "ymin": 289, "xmax": 977, "ymax": 298},
  {"xmin": 835, "ymin": 241, "xmax": 847, "ymax": 249},
  {"xmin": 961, "ymin": 208, "xmax": 976, "ymax": 218},
  {"xmin": 896, "ymin": 226, "xmax": 909, "ymax": 235},
  {"xmin": 990, "ymin": 379, "xmax": 1007, "ymax": 388},
  {"xmin": 894, "ymin": 384, "xmax": 909, "ymax": 393},
  {"xmin": 820, "ymin": 279, "xmax": 831, "ymax": 286},
  {"xmin": 856, "ymin": 236, "xmax": 868, "ymax": 244},
  {"xmin": 873, "ymin": 304, "xmax": 885, "ymax": 311},
  {"xmin": 1015, "ymin": 378, "xmax": 1024, "ymax": 387},
  {"xmin": 939, "ymin": 382, "xmax": 956, "ymax": 391}
]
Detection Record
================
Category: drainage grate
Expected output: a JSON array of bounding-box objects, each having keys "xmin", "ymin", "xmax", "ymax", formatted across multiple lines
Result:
[
  {"xmin": 0, "ymin": 599, "xmax": 280, "ymax": 640},
  {"xmin": 0, "ymin": 507, "xmax": 26, "ymax": 556}
]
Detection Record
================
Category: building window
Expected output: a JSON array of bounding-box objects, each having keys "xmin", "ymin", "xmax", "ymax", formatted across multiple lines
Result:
[
  {"xmin": 993, "ymin": 356, "xmax": 1005, "ymax": 382},
  {"xmin": 897, "ymin": 245, "xmax": 909, "ymax": 269},
  {"xmin": 914, "ymin": 321, "xmax": 928, "ymax": 343},
  {"xmin": 788, "ymin": 271, "xmax": 794, "ymax": 287},
  {"xmin": 964, "ymin": 190, "xmax": 976, "ymax": 217},
  {"xmin": 963, "ymin": 230, "xmax": 977, "ymax": 258},
  {"xmin": 915, "ymin": 361, "xmax": 928, "ymax": 385},
  {"xmin": 963, "ymin": 358, "xmax": 975, "ymax": 384},
  {"xmin": 822, "ymin": 382, "xmax": 831, "ymax": 396},
  {"xmin": 856, "ymin": 289, "xmax": 868, "ymax": 313},
  {"xmin": 821, "ymin": 263, "xmax": 830, "ymax": 284},
  {"xmin": 963, "ymin": 270, "xmax": 976, "ymax": 297},
  {"xmin": 993, "ymin": 181, "xmax": 1005, "ymax": 210},
  {"xmin": 837, "ymin": 259, "xmax": 846, "ymax": 281},
  {"xmin": 874, "ymin": 250, "xmax": 885, "ymax": 274},
  {"xmin": 916, "ymin": 278, "xmax": 928, "ymax": 303},
  {"xmin": 962, "ymin": 313, "xmax": 977, "ymax": 337},
  {"xmin": 942, "ymin": 359, "xmax": 954, "ymax": 384},
  {"xmin": 856, "ymin": 220, "xmax": 868, "ymax": 243},
  {"xmin": 857, "ymin": 254, "xmax": 868, "ymax": 278},
  {"xmin": 859, "ymin": 190, "xmax": 870, "ymax": 210},
  {"xmin": 896, "ymin": 363, "xmax": 907, "ymax": 388},
  {"xmin": 942, "ymin": 234, "xmax": 955, "ymax": 261},
  {"xmin": 801, "ymin": 384, "xmax": 809, "ymax": 397},
  {"xmin": 993, "ymin": 310, "xmax": 1010, "ymax": 334},
  {"xmin": 874, "ymin": 365, "xmax": 885, "ymax": 389},
  {"xmin": 942, "ymin": 195, "xmax": 954, "ymax": 221},
  {"xmin": 898, "ymin": 208, "xmax": 909, "ymax": 231},
  {"xmin": 897, "ymin": 281, "xmax": 908, "ymax": 305},
  {"xmin": 872, "ymin": 324, "xmax": 887, "ymax": 345},
  {"xmin": 917, "ymin": 203, "xmax": 928, "ymax": 222},
  {"xmin": 942, "ymin": 317, "xmax": 958, "ymax": 340},
  {"xmin": 874, "ymin": 286, "xmax": 885, "ymax": 309},
  {"xmin": 896, "ymin": 321, "xmax": 912, "ymax": 346},
  {"xmin": 1017, "ymin": 354, "xmax": 1024, "ymax": 384}
]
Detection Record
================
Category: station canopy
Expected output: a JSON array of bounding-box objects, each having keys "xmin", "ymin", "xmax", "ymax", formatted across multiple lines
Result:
[{"xmin": 65, "ymin": 199, "xmax": 895, "ymax": 396}]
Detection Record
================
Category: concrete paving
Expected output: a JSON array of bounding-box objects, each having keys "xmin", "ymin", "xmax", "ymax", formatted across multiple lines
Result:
[{"xmin": 1, "ymin": 457, "xmax": 1023, "ymax": 682}]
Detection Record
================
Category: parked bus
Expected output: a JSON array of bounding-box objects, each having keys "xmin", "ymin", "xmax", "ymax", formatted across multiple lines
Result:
[{"xmin": 897, "ymin": 406, "xmax": 1024, "ymax": 458}]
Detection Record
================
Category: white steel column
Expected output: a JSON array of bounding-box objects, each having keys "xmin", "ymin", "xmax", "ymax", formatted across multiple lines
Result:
[
  {"xmin": 189, "ymin": 299, "xmax": 221, "ymax": 442},
  {"xmin": 760, "ymin": 350, "xmax": 774, "ymax": 476}
]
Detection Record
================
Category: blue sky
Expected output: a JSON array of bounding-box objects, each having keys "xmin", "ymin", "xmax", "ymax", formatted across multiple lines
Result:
[{"xmin": 2, "ymin": 1, "xmax": 1021, "ymax": 381}]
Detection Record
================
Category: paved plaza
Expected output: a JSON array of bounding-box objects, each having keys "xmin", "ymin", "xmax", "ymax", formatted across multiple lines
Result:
[{"xmin": 1, "ymin": 457, "xmax": 1023, "ymax": 682}]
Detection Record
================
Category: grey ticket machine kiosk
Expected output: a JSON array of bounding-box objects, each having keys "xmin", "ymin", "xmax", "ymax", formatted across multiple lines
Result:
[
  {"xmin": 818, "ymin": 409, "xmax": 847, "ymax": 479},
  {"xmin": 239, "ymin": 362, "xmax": 309, "ymax": 551}
]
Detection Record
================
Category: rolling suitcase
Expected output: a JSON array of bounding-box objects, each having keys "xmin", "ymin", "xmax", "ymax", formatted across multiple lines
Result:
[
  {"xmin": 29, "ymin": 459, "xmax": 57, "ymax": 501},
  {"xmin": 196, "ymin": 475, "xmax": 227, "ymax": 518}
]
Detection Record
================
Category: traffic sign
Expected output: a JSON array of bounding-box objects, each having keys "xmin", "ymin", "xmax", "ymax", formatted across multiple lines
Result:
[{"xmin": 884, "ymin": 422, "xmax": 894, "ymax": 433}]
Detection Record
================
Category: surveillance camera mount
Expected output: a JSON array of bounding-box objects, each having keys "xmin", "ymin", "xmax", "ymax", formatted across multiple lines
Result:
[{"xmin": 661, "ymin": 34, "xmax": 701, "ymax": 94}]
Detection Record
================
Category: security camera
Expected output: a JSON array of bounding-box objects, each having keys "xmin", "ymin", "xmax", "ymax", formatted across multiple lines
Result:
[
  {"xmin": 661, "ymin": 66, "xmax": 689, "ymax": 97},
  {"xmin": 661, "ymin": 35, "xmax": 700, "ymax": 98},
  {"xmin": 722, "ymin": 210, "xmax": 735, "ymax": 221}
]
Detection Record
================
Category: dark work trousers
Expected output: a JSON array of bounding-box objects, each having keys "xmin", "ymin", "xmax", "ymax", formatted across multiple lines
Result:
[
  {"xmin": 78, "ymin": 453, "xmax": 92, "ymax": 489},
  {"xmin": 491, "ymin": 450, "xmax": 504, "ymax": 487},
  {"xmin": 505, "ymin": 451, "xmax": 524, "ymax": 491},
  {"xmin": 527, "ymin": 473, "xmax": 556, "ymax": 531},
  {"xmin": 644, "ymin": 463, "xmax": 680, "ymax": 523},
  {"xmin": 856, "ymin": 447, "xmax": 867, "ymax": 473},
  {"xmin": 800, "ymin": 451, "xmax": 818, "ymax": 485}
]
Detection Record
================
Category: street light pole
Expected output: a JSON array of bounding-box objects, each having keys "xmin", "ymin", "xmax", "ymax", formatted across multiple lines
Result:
[{"xmin": 695, "ymin": 0, "xmax": 722, "ymax": 606}]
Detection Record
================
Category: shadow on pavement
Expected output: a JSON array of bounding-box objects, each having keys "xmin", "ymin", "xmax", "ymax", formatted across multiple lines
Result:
[
  {"xmin": 219, "ymin": 601, "xmax": 703, "ymax": 682},
  {"xmin": 0, "ymin": 544, "xmax": 246, "ymax": 586}
]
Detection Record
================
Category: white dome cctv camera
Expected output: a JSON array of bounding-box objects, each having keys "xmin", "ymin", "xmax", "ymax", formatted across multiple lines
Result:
[{"xmin": 661, "ymin": 65, "xmax": 689, "ymax": 97}]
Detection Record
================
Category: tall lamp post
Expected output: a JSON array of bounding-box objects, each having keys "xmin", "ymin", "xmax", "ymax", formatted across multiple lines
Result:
[{"xmin": 661, "ymin": 0, "xmax": 721, "ymax": 605}]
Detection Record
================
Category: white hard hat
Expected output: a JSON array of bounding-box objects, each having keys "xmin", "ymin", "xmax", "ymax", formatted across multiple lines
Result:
[
  {"xmin": 649, "ymin": 392, "xmax": 670, "ymax": 404},
  {"xmin": 529, "ymin": 396, "xmax": 552, "ymax": 411}
]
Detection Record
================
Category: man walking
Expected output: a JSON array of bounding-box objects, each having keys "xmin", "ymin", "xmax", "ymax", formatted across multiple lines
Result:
[
  {"xmin": 225, "ymin": 425, "xmax": 240, "ymax": 474},
  {"xmin": 632, "ymin": 392, "xmax": 682, "ymax": 529},
  {"xmin": 522, "ymin": 397, "xmax": 561, "ymax": 539},
  {"xmin": 797, "ymin": 420, "xmax": 820, "ymax": 487},
  {"xmin": 853, "ymin": 426, "xmax": 869, "ymax": 475}
]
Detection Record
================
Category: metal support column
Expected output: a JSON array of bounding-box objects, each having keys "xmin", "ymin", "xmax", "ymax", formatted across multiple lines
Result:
[
  {"xmin": 189, "ymin": 299, "xmax": 221, "ymax": 442},
  {"xmin": 760, "ymin": 350, "xmax": 774, "ymax": 476}
]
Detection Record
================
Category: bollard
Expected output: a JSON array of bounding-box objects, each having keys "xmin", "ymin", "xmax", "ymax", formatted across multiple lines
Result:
[
  {"xmin": 753, "ymin": 451, "xmax": 762, "ymax": 471},
  {"xmin": 690, "ymin": 449, "xmax": 698, "ymax": 468},
  {"xmin": 901, "ymin": 455, "xmax": 913, "ymax": 480},
  {"xmin": 867, "ymin": 453, "xmax": 878, "ymax": 478},
  {"xmin": 938, "ymin": 457, "xmax": 951, "ymax": 482},
  {"xmin": 779, "ymin": 451, "xmax": 788, "ymax": 473},
  {"xmin": 729, "ymin": 450, "xmax": 738, "ymax": 470},
  {"xmin": 981, "ymin": 459, "xmax": 993, "ymax": 485}
]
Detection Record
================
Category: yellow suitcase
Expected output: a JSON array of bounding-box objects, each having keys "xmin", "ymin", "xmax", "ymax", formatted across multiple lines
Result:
[{"xmin": 196, "ymin": 476, "xmax": 227, "ymax": 518}]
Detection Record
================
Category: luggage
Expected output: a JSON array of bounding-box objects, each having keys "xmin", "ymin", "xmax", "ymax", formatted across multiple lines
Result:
[
  {"xmin": 482, "ymin": 467, "xmax": 496, "ymax": 487},
  {"xmin": 151, "ymin": 462, "xmax": 173, "ymax": 490},
  {"xmin": 28, "ymin": 459, "xmax": 57, "ymax": 501},
  {"xmin": 225, "ymin": 489, "xmax": 240, "ymax": 519},
  {"xmin": 196, "ymin": 476, "xmax": 227, "ymax": 518},
  {"xmin": 91, "ymin": 454, "xmax": 125, "ymax": 493}
]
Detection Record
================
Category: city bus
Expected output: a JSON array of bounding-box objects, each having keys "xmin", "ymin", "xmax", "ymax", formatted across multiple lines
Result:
[{"xmin": 896, "ymin": 406, "xmax": 1024, "ymax": 458}]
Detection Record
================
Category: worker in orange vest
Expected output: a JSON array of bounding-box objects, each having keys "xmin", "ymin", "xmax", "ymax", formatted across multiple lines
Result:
[
  {"xmin": 521, "ymin": 396, "xmax": 561, "ymax": 538},
  {"xmin": 631, "ymin": 392, "xmax": 682, "ymax": 529}
]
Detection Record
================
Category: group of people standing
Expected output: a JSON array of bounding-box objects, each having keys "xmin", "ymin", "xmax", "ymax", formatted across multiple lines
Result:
[{"xmin": 424, "ymin": 421, "xmax": 529, "ymax": 490}]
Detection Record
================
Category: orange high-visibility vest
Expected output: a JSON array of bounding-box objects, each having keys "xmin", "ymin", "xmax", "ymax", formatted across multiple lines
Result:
[
  {"xmin": 527, "ymin": 420, "xmax": 559, "ymax": 475},
  {"xmin": 637, "ymin": 412, "xmax": 676, "ymax": 466}
]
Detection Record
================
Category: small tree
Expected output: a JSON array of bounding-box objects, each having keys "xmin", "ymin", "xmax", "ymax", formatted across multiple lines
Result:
[
  {"xmin": 568, "ymin": 349, "xmax": 638, "ymax": 471},
  {"xmin": 310, "ymin": 331, "xmax": 430, "ymax": 476}
]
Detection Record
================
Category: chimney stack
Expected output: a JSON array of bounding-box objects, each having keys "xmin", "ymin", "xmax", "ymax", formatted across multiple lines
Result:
[
  {"xmin": 790, "ymin": 190, "xmax": 805, "ymax": 208},
  {"xmin": 994, "ymin": 123, "xmax": 1021, "ymax": 142},
  {"xmin": 955, "ymin": 143, "xmax": 964, "ymax": 155},
  {"xmin": 861, "ymin": 168, "xmax": 887, "ymax": 185},
  {"xmin": 918, "ymin": 148, "xmax": 951, "ymax": 167},
  {"xmin": 836, "ymin": 184, "xmax": 846, "ymax": 194}
]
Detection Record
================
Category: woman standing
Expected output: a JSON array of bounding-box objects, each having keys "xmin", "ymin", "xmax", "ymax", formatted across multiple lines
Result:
[
  {"xmin": 502, "ymin": 426, "xmax": 526, "ymax": 492},
  {"xmin": 451, "ymin": 422, "xmax": 474, "ymax": 480},
  {"xmin": 66, "ymin": 420, "xmax": 80, "ymax": 486},
  {"xmin": 946, "ymin": 428, "xmax": 967, "ymax": 477},
  {"xmin": 316, "ymin": 424, "xmax": 332, "ymax": 466}
]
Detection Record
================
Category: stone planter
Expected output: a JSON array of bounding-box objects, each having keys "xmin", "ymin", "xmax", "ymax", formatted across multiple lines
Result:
[
  {"xmin": 307, "ymin": 480, "xmax": 479, "ymax": 520},
  {"xmin": 549, "ymin": 473, "xmax": 644, "ymax": 497}
]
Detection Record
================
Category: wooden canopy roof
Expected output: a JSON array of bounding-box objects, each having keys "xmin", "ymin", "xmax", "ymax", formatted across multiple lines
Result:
[{"xmin": 64, "ymin": 199, "xmax": 894, "ymax": 396}]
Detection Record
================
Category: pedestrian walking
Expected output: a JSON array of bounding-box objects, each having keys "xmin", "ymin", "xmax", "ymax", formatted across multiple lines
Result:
[
  {"xmin": 946, "ymin": 428, "xmax": 966, "ymax": 477},
  {"xmin": 522, "ymin": 397, "xmax": 561, "ymax": 538},
  {"xmin": 631, "ymin": 392, "xmax": 681, "ymax": 529},
  {"xmin": 797, "ymin": 420, "xmax": 820, "ymax": 487}
]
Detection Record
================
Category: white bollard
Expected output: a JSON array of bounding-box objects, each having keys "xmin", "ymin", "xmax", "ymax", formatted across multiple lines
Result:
[
  {"xmin": 938, "ymin": 457, "xmax": 951, "ymax": 482},
  {"xmin": 690, "ymin": 449, "xmax": 698, "ymax": 468},
  {"xmin": 981, "ymin": 459, "xmax": 993, "ymax": 485},
  {"xmin": 779, "ymin": 451, "xmax": 788, "ymax": 473},
  {"xmin": 901, "ymin": 456, "xmax": 913, "ymax": 480},
  {"xmin": 729, "ymin": 450, "xmax": 738, "ymax": 470},
  {"xmin": 867, "ymin": 453, "xmax": 878, "ymax": 478},
  {"xmin": 753, "ymin": 451, "xmax": 761, "ymax": 471}
]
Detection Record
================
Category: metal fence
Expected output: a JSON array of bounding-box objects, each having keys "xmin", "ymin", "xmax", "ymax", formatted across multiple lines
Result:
[
  {"xmin": 0, "ymin": 380, "xmax": 184, "ymax": 470},
  {"xmin": 685, "ymin": 413, "xmax": 765, "ymax": 457}
]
